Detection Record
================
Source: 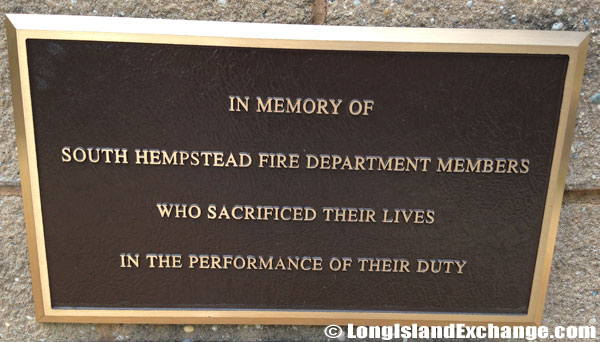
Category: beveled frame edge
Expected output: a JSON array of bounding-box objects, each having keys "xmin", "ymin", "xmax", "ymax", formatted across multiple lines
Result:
[
  {"xmin": 5, "ymin": 13, "xmax": 590, "ymax": 326},
  {"xmin": 5, "ymin": 15, "xmax": 46, "ymax": 322}
]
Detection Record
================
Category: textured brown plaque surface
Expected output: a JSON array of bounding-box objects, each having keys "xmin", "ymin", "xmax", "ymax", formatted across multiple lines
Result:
[{"xmin": 6, "ymin": 14, "xmax": 589, "ymax": 325}]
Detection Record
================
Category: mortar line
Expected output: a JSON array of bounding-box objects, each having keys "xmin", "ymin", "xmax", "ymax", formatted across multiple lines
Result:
[
  {"xmin": 0, "ymin": 182, "xmax": 598, "ymax": 204},
  {"xmin": 311, "ymin": 0, "xmax": 327, "ymax": 24},
  {"xmin": 563, "ymin": 188, "xmax": 600, "ymax": 205},
  {"xmin": 0, "ymin": 184, "xmax": 21, "ymax": 196}
]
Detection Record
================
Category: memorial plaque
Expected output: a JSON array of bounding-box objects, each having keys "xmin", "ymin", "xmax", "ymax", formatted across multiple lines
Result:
[{"xmin": 6, "ymin": 14, "xmax": 589, "ymax": 325}]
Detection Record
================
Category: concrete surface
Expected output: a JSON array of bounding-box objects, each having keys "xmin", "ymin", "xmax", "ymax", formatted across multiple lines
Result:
[{"xmin": 0, "ymin": 0, "xmax": 598, "ymax": 341}]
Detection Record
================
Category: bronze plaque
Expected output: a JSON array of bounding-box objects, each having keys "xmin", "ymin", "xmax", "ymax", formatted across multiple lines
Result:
[{"xmin": 6, "ymin": 14, "xmax": 589, "ymax": 325}]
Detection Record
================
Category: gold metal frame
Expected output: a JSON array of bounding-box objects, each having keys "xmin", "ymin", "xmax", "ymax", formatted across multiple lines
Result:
[{"xmin": 5, "ymin": 14, "xmax": 589, "ymax": 325}]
